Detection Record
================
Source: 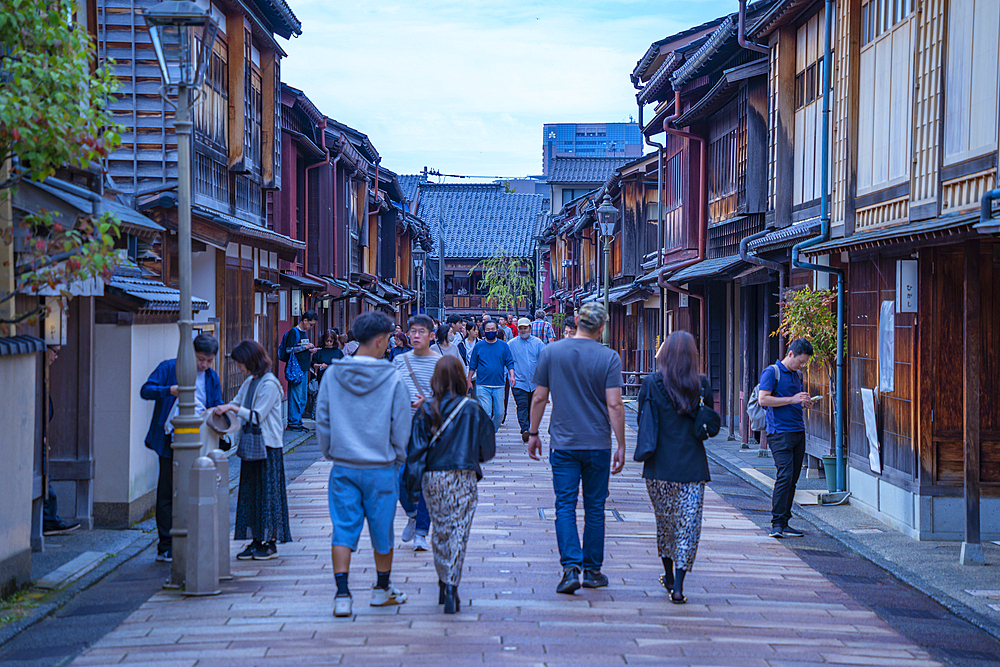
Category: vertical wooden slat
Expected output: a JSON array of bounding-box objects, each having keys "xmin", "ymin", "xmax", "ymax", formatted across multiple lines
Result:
[
  {"xmin": 963, "ymin": 239, "xmax": 981, "ymax": 547},
  {"xmin": 227, "ymin": 14, "xmax": 246, "ymax": 170}
]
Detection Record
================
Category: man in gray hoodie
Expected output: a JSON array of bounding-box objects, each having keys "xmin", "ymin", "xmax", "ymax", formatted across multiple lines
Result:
[{"xmin": 316, "ymin": 311, "xmax": 412, "ymax": 618}]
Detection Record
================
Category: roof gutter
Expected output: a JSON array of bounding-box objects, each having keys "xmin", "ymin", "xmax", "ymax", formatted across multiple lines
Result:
[
  {"xmin": 738, "ymin": 0, "xmax": 770, "ymax": 54},
  {"xmin": 790, "ymin": 0, "xmax": 846, "ymax": 494}
]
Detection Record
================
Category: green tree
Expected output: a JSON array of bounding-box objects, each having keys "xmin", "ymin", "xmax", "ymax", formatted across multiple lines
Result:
[
  {"xmin": 775, "ymin": 287, "xmax": 841, "ymax": 395},
  {"xmin": 474, "ymin": 250, "xmax": 534, "ymax": 315},
  {"xmin": 0, "ymin": 0, "xmax": 123, "ymax": 332}
]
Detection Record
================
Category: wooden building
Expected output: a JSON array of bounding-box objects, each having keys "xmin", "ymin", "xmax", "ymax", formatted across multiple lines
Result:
[{"xmin": 750, "ymin": 0, "xmax": 1000, "ymax": 539}]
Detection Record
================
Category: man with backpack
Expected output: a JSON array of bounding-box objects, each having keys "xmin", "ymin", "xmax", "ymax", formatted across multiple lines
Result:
[
  {"xmin": 279, "ymin": 310, "xmax": 317, "ymax": 432},
  {"xmin": 756, "ymin": 338, "xmax": 814, "ymax": 539}
]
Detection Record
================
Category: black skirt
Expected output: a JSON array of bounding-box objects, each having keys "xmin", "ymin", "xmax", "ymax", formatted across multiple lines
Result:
[{"xmin": 235, "ymin": 446, "xmax": 292, "ymax": 543}]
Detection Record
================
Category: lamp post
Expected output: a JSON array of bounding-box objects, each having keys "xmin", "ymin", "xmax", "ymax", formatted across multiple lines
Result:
[
  {"xmin": 144, "ymin": 1, "xmax": 219, "ymax": 589},
  {"xmin": 412, "ymin": 246, "xmax": 425, "ymax": 315},
  {"xmin": 595, "ymin": 194, "xmax": 618, "ymax": 346}
]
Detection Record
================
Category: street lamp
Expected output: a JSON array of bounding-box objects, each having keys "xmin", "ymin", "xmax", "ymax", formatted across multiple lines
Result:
[
  {"xmin": 144, "ymin": 0, "xmax": 219, "ymax": 590},
  {"xmin": 412, "ymin": 246, "xmax": 425, "ymax": 314},
  {"xmin": 595, "ymin": 194, "xmax": 618, "ymax": 345}
]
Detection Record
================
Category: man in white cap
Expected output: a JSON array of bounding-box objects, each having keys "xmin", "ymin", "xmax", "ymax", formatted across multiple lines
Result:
[{"xmin": 508, "ymin": 317, "xmax": 546, "ymax": 443}]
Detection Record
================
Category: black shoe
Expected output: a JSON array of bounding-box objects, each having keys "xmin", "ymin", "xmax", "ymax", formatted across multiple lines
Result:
[
  {"xmin": 443, "ymin": 584, "xmax": 459, "ymax": 614},
  {"xmin": 252, "ymin": 542, "xmax": 278, "ymax": 560},
  {"xmin": 155, "ymin": 550, "xmax": 172, "ymax": 563},
  {"xmin": 556, "ymin": 567, "xmax": 581, "ymax": 594},
  {"xmin": 43, "ymin": 519, "xmax": 81, "ymax": 536},
  {"xmin": 582, "ymin": 569, "xmax": 608, "ymax": 588},
  {"xmin": 237, "ymin": 541, "xmax": 260, "ymax": 559},
  {"xmin": 438, "ymin": 580, "xmax": 446, "ymax": 605},
  {"xmin": 782, "ymin": 525, "xmax": 805, "ymax": 537},
  {"xmin": 769, "ymin": 526, "xmax": 785, "ymax": 539}
]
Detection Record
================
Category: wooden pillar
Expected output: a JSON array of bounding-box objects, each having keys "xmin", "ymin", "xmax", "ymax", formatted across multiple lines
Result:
[
  {"xmin": 728, "ymin": 281, "xmax": 737, "ymax": 440},
  {"xmin": 960, "ymin": 239, "xmax": 983, "ymax": 565},
  {"xmin": 740, "ymin": 283, "xmax": 751, "ymax": 446}
]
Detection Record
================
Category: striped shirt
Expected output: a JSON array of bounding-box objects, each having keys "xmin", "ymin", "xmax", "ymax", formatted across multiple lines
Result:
[
  {"xmin": 394, "ymin": 350, "xmax": 441, "ymax": 416},
  {"xmin": 531, "ymin": 319, "xmax": 556, "ymax": 344}
]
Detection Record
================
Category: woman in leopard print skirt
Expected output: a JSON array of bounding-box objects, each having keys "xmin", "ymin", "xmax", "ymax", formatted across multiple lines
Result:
[
  {"xmin": 405, "ymin": 355, "xmax": 496, "ymax": 614},
  {"xmin": 637, "ymin": 331, "xmax": 715, "ymax": 604}
]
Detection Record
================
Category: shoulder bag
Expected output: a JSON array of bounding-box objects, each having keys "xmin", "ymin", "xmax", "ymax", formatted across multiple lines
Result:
[
  {"xmin": 236, "ymin": 376, "xmax": 267, "ymax": 461},
  {"xmin": 403, "ymin": 354, "xmax": 429, "ymax": 400},
  {"xmin": 693, "ymin": 378, "xmax": 722, "ymax": 441},
  {"xmin": 633, "ymin": 389, "xmax": 660, "ymax": 462}
]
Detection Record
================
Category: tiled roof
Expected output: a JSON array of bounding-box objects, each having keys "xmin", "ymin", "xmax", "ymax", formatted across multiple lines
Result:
[
  {"xmin": 667, "ymin": 255, "xmax": 746, "ymax": 282},
  {"xmin": 398, "ymin": 174, "xmax": 429, "ymax": 204},
  {"xmin": 107, "ymin": 275, "xmax": 210, "ymax": 311},
  {"xmin": 547, "ymin": 157, "xmax": 633, "ymax": 185},
  {"xmin": 415, "ymin": 183, "xmax": 546, "ymax": 259}
]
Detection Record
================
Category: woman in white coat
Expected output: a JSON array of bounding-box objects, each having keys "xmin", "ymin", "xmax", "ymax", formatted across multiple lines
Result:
[{"xmin": 213, "ymin": 340, "xmax": 291, "ymax": 560}]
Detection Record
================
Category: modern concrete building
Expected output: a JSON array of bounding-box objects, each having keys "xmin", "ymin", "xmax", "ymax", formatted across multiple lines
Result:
[{"xmin": 542, "ymin": 122, "xmax": 643, "ymax": 175}]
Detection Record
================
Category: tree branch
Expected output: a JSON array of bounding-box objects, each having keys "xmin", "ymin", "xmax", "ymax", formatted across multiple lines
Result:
[{"xmin": 0, "ymin": 305, "xmax": 45, "ymax": 325}]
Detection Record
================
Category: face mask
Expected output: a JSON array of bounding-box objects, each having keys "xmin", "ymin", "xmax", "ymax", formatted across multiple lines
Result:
[
  {"xmin": 519, "ymin": 331, "xmax": 530, "ymax": 340},
  {"xmin": 485, "ymin": 331, "xmax": 498, "ymax": 341}
]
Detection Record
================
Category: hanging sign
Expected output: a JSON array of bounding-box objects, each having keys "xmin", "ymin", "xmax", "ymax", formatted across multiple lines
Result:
[
  {"xmin": 878, "ymin": 300, "xmax": 895, "ymax": 393},
  {"xmin": 896, "ymin": 260, "xmax": 917, "ymax": 313}
]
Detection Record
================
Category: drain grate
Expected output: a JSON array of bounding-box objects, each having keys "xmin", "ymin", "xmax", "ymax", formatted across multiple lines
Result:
[
  {"xmin": 882, "ymin": 606, "xmax": 941, "ymax": 620},
  {"xmin": 828, "ymin": 573, "xmax": 883, "ymax": 586},
  {"xmin": 795, "ymin": 548, "xmax": 847, "ymax": 559},
  {"xmin": 938, "ymin": 647, "xmax": 1000, "ymax": 661}
]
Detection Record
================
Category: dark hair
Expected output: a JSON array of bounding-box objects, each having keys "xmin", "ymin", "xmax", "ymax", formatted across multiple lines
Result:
[
  {"xmin": 395, "ymin": 332, "xmax": 410, "ymax": 348},
  {"xmin": 467, "ymin": 322, "xmax": 479, "ymax": 336},
  {"xmin": 320, "ymin": 330, "xmax": 339, "ymax": 348},
  {"xmin": 301, "ymin": 310, "xmax": 318, "ymax": 322},
  {"xmin": 423, "ymin": 355, "xmax": 469, "ymax": 433},
  {"xmin": 564, "ymin": 320, "xmax": 577, "ymax": 331},
  {"xmin": 350, "ymin": 311, "xmax": 395, "ymax": 345},
  {"xmin": 407, "ymin": 314, "xmax": 435, "ymax": 332},
  {"xmin": 446, "ymin": 314, "xmax": 463, "ymax": 325},
  {"xmin": 788, "ymin": 338, "xmax": 814, "ymax": 357},
  {"xmin": 193, "ymin": 333, "xmax": 218, "ymax": 356},
  {"xmin": 231, "ymin": 340, "xmax": 271, "ymax": 377},
  {"xmin": 435, "ymin": 324, "xmax": 451, "ymax": 345},
  {"xmin": 483, "ymin": 319, "xmax": 498, "ymax": 330},
  {"xmin": 657, "ymin": 331, "xmax": 702, "ymax": 415}
]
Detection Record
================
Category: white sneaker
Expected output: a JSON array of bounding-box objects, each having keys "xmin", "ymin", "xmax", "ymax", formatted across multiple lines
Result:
[
  {"xmin": 401, "ymin": 517, "xmax": 416, "ymax": 543},
  {"xmin": 333, "ymin": 595, "xmax": 352, "ymax": 617},
  {"xmin": 370, "ymin": 584, "xmax": 407, "ymax": 606},
  {"xmin": 413, "ymin": 533, "xmax": 428, "ymax": 551}
]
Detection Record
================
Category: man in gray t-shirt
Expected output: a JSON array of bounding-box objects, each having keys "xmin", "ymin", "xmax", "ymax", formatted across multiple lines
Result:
[{"xmin": 527, "ymin": 303, "xmax": 625, "ymax": 595}]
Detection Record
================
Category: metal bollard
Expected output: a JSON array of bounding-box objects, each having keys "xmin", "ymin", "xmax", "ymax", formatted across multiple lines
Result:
[
  {"xmin": 184, "ymin": 456, "xmax": 220, "ymax": 596},
  {"xmin": 208, "ymin": 449, "xmax": 232, "ymax": 581}
]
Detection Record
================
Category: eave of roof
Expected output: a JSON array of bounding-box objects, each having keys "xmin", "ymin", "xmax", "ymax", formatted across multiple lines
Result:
[
  {"xmin": 250, "ymin": 0, "xmax": 302, "ymax": 39},
  {"xmin": 667, "ymin": 255, "xmax": 746, "ymax": 282},
  {"xmin": 673, "ymin": 59, "xmax": 769, "ymax": 126},
  {"xmin": 107, "ymin": 275, "xmax": 210, "ymax": 311},
  {"xmin": 800, "ymin": 212, "xmax": 980, "ymax": 256},
  {"xmin": 631, "ymin": 15, "xmax": 729, "ymax": 84},
  {"xmin": 749, "ymin": 0, "xmax": 816, "ymax": 40}
]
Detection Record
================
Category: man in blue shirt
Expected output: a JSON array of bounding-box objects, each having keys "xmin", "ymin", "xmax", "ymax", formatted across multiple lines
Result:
[
  {"xmin": 140, "ymin": 334, "xmax": 223, "ymax": 562},
  {"xmin": 468, "ymin": 320, "xmax": 514, "ymax": 432},
  {"xmin": 509, "ymin": 317, "xmax": 546, "ymax": 443},
  {"xmin": 279, "ymin": 310, "xmax": 317, "ymax": 432},
  {"xmin": 758, "ymin": 338, "xmax": 814, "ymax": 539}
]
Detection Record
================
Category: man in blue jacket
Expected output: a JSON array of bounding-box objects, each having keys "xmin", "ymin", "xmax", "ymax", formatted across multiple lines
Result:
[{"xmin": 141, "ymin": 333, "xmax": 223, "ymax": 562}]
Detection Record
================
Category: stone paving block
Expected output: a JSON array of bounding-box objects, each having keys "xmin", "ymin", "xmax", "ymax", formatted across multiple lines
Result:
[{"xmin": 70, "ymin": 412, "xmax": 949, "ymax": 667}]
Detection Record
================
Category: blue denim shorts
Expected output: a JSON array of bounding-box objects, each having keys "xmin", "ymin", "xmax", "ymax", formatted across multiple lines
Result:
[{"xmin": 328, "ymin": 464, "xmax": 398, "ymax": 554}]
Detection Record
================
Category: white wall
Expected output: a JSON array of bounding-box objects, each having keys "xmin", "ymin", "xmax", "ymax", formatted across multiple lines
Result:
[
  {"xmin": 191, "ymin": 248, "xmax": 216, "ymax": 322},
  {"xmin": 0, "ymin": 354, "xmax": 37, "ymax": 590},
  {"xmin": 93, "ymin": 323, "xmax": 179, "ymax": 513}
]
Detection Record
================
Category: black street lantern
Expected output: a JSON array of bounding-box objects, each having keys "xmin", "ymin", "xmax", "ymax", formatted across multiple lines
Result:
[
  {"xmin": 595, "ymin": 194, "xmax": 618, "ymax": 345},
  {"xmin": 143, "ymin": 1, "xmax": 219, "ymax": 89}
]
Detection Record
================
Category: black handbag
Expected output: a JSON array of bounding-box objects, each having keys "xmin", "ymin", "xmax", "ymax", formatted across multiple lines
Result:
[
  {"xmin": 236, "ymin": 377, "xmax": 267, "ymax": 461},
  {"xmin": 692, "ymin": 380, "xmax": 722, "ymax": 441},
  {"xmin": 633, "ymin": 392, "xmax": 659, "ymax": 462}
]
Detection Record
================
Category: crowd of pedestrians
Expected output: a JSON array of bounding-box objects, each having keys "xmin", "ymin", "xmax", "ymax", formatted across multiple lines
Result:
[{"xmin": 139, "ymin": 302, "xmax": 818, "ymax": 617}]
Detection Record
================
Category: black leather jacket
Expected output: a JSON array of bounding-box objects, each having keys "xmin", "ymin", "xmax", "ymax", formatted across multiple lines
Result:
[
  {"xmin": 637, "ymin": 373, "xmax": 713, "ymax": 483},
  {"xmin": 404, "ymin": 392, "xmax": 496, "ymax": 502}
]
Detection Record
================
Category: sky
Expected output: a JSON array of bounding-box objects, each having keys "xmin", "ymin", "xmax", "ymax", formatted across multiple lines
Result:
[{"xmin": 278, "ymin": 1, "xmax": 736, "ymax": 180}]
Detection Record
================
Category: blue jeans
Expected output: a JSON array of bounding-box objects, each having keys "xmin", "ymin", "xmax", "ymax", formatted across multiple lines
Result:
[
  {"xmin": 287, "ymin": 377, "xmax": 307, "ymax": 428},
  {"xmin": 328, "ymin": 464, "xmax": 398, "ymax": 554},
  {"xmin": 398, "ymin": 465, "xmax": 430, "ymax": 535},
  {"xmin": 550, "ymin": 448, "xmax": 611, "ymax": 571},
  {"xmin": 476, "ymin": 385, "xmax": 504, "ymax": 432}
]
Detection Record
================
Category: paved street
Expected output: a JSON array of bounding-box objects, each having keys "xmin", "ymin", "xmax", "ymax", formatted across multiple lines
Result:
[{"xmin": 61, "ymin": 406, "xmax": 964, "ymax": 667}]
